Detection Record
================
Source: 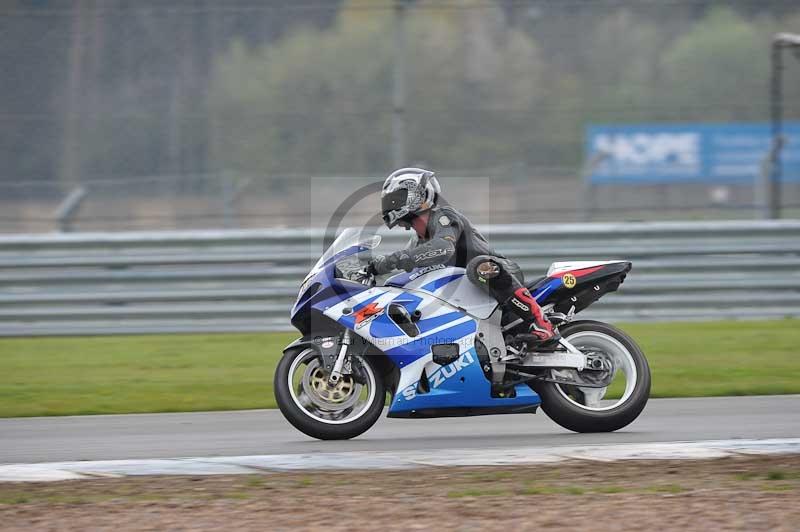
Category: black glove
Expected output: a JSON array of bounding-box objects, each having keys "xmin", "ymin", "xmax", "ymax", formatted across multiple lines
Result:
[
  {"xmin": 367, "ymin": 255, "xmax": 390, "ymax": 275},
  {"xmin": 369, "ymin": 252, "xmax": 415, "ymax": 275}
]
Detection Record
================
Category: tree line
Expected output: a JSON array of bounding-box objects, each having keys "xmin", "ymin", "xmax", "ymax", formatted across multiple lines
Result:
[{"xmin": 1, "ymin": 0, "xmax": 799, "ymax": 187}]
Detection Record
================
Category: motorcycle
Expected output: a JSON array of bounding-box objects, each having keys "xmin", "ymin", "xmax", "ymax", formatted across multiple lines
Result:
[{"xmin": 274, "ymin": 228, "xmax": 650, "ymax": 440}]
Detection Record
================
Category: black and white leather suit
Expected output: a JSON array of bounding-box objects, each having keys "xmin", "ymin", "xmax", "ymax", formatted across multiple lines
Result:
[{"xmin": 370, "ymin": 204, "xmax": 526, "ymax": 306}]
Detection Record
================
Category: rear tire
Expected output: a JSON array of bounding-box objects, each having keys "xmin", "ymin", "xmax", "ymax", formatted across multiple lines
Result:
[
  {"xmin": 534, "ymin": 320, "xmax": 650, "ymax": 433},
  {"xmin": 274, "ymin": 347, "xmax": 386, "ymax": 440}
]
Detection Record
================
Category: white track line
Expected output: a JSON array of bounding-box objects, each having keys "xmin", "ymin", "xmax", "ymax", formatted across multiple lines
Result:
[{"xmin": 1, "ymin": 438, "xmax": 799, "ymax": 482}]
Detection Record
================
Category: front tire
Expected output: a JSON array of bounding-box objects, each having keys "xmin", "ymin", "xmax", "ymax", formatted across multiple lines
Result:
[
  {"xmin": 274, "ymin": 347, "xmax": 386, "ymax": 440},
  {"xmin": 535, "ymin": 320, "xmax": 650, "ymax": 433}
]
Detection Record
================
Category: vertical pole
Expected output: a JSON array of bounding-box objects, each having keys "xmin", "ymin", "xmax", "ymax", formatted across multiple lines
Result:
[
  {"xmin": 167, "ymin": 12, "xmax": 186, "ymax": 175},
  {"xmin": 392, "ymin": 0, "xmax": 408, "ymax": 169},
  {"xmin": 769, "ymin": 41, "xmax": 782, "ymax": 219},
  {"xmin": 60, "ymin": 0, "xmax": 87, "ymax": 184},
  {"xmin": 206, "ymin": 0, "xmax": 219, "ymax": 176},
  {"xmin": 757, "ymin": 142, "xmax": 770, "ymax": 219}
]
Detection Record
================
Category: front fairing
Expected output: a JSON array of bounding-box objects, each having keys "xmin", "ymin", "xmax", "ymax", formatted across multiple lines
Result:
[
  {"xmin": 290, "ymin": 263, "xmax": 368, "ymax": 323},
  {"xmin": 290, "ymin": 229, "xmax": 379, "ymax": 326}
]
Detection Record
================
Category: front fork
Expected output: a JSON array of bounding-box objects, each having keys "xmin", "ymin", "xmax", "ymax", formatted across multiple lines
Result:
[{"xmin": 328, "ymin": 329, "xmax": 351, "ymax": 385}]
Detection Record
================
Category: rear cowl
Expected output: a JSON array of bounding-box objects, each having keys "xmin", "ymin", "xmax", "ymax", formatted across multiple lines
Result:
[{"xmin": 529, "ymin": 260, "xmax": 631, "ymax": 314}]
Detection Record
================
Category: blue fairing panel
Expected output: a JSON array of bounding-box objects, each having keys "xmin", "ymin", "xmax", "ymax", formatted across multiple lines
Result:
[
  {"xmin": 419, "ymin": 274, "xmax": 463, "ymax": 292},
  {"xmin": 532, "ymin": 277, "xmax": 563, "ymax": 302},
  {"xmin": 389, "ymin": 347, "xmax": 541, "ymax": 414},
  {"xmin": 383, "ymin": 318, "xmax": 477, "ymax": 368},
  {"xmin": 291, "ymin": 264, "xmax": 369, "ymax": 322},
  {"xmin": 385, "ymin": 269, "xmax": 464, "ymax": 291},
  {"xmin": 369, "ymin": 292, "xmax": 425, "ymax": 339},
  {"xmin": 385, "ymin": 270, "xmax": 415, "ymax": 287}
]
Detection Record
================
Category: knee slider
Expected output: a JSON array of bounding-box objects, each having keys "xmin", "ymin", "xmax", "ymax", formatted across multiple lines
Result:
[
  {"xmin": 467, "ymin": 256, "xmax": 501, "ymax": 285},
  {"xmin": 476, "ymin": 260, "xmax": 500, "ymax": 281}
]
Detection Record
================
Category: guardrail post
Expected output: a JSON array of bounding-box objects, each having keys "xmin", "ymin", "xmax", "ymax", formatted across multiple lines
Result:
[
  {"xmin": 222, "ymin": 172, "xmax": 234, "ymax": 229},
  {"xmin": 221, "ymin": 172, "xmax": 251, "ymax": 229},
  {"xmin": 55, "ymin": 186, "xmax": 87, "ymax": 232}
]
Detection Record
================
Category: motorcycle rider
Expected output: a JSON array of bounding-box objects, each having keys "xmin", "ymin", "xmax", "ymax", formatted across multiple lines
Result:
[{"xmin": 364, "ymin": 167, "xmax": 559, "ymax": 348}]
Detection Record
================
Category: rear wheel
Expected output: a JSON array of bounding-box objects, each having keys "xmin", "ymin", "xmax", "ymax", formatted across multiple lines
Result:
[
  {"xmin": 534, "ymin": 320, "xmax": 650, "ymax": 433},
  {"xmin": 274, "ymin": 347, "xmax": 385, "ymax": 440}
]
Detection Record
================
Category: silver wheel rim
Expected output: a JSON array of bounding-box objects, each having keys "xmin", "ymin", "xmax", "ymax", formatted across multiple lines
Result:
[
  {"xmin": 288, "ymin": 349, "xmax": 377, "ymax": 425},
  {"xmin": 555, "ymin": 331, "xmax": 638, "ymax": 412}
]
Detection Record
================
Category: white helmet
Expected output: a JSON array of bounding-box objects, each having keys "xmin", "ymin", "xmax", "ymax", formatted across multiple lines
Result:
[{"xmin": 381, "ymin": 167, "xmax": 441, "ymax": 228}]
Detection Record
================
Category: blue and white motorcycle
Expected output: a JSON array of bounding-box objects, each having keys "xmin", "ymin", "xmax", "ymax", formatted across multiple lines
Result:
[{"xmin": 275, "ymin": 229, "xmax": 650, "ymax": 440}]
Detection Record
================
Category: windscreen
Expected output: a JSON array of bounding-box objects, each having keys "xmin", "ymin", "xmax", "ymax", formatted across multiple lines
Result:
[{"xmin": 310, "ymin": 228, "xmax": 380, "ymax": 273}]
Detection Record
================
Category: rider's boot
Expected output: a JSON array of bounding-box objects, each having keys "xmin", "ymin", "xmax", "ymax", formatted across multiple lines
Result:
[{"xmin": 506, "ymin": 287, "xmax": 561, "ymax": 351}]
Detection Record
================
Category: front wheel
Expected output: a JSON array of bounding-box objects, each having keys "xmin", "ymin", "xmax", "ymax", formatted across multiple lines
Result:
[
  {"xmin": 534, "ymin": 320, "xmax": 651, "ymax": 433},
  {"xmin": 274, "ymin": 346, "xmax": 386, "ymax": 440}
]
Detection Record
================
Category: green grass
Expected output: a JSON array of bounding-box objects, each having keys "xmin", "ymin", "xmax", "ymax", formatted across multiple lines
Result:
[
  {"xmin": 766, "ymin": 471, "xmax": 787, "ymax": 481},
  {"xmin": 0, "ymin": 332, "xmax": 296, "ymax": 417},
  {"xmin": 447, "ymin": 488, "xmax": 511, "ymax": 498},
  {"xmin": 0, "ymin": 319, "xmax": 798, "ymax": 417},
  {"xmin": 624, "ymin": 319, "xmax": 800, "ymax": 398}
]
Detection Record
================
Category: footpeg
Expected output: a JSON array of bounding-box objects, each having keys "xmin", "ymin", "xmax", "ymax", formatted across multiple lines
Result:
[
  {"xmin": 508, "ymin": 332, "xmax": 562, "ymax": 353},
  {"xmin": 497, "ymin": 345, "xmax": 523, "ymax": 363}
]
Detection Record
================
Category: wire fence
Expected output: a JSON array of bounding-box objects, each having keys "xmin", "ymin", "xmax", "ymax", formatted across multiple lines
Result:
[{"xmin": 3, "ymin": 172, "xmax": 800, "ymax": 233}]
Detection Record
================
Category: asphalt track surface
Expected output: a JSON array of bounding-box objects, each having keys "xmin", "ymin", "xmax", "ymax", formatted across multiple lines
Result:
[{"xmin": 1, "ymin": 396, "xmax": 799, "ymax": 464}]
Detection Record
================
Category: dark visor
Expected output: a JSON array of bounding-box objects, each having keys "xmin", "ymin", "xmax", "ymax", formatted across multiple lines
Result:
[{"xmin": 381, "ymin": 188, "xmax": 408, "ymax": 215}]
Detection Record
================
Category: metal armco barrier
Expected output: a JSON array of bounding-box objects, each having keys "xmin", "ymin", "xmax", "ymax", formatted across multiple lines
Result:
[{"xmin": 1, "ymin": 220, "xmax": 799, "ymax": 336}]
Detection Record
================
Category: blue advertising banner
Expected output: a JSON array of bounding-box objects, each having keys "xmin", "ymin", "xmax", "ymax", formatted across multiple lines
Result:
[{"xmin": 586, "ymin": 122, "xmax": 800, "ymax": 184}]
